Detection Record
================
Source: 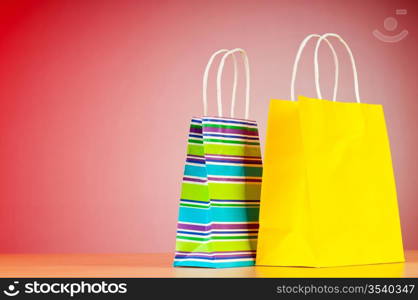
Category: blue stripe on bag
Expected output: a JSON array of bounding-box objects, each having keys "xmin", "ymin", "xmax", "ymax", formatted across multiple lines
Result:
[
  {"xmin": 184, "ymin": 165, "xmax": 207, "ymax": 177},
  {"xmin": 178, "ymin": 207, "xmax": 259, "ymax": 223},
  {"xmin": 206, "ymin": 165, "xmax": 262, "ymax": 177},
  {"xmin": 173, "ymin": 260, "xmax": 255, "ymax": 268}
]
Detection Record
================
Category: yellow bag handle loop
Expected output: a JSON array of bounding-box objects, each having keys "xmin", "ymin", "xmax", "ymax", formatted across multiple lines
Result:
[
  {"xmin": 217, "ymin": 48, "xmax": 251, "ymax": 119},
  {"xmin": 202, "ymin": 49, "xmax": 238, "ymax": 116},
  {"xmin": 314, "ymin": 33, "xmax": 361, "ymax": 103},
  {"xmin": 291, "ymin": 34, "xmax": 340, "ymax": 101}
]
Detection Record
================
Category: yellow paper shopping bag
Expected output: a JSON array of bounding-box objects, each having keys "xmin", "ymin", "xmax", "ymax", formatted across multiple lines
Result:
[{"xmin": 256, "ymin": 33, "xmax": 404, "ymax": 267}]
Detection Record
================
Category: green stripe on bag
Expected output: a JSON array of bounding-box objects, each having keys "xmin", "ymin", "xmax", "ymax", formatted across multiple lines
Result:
[
  {"xmin": 175, "ymin": 240, "xmax": 257, "ymax": 252},
  {"xmin": 204, "ymin": 144, "xmax": 261, "ymax": 157},
  {"xmin": 180, "ymin": 183, "xmax": 208, "ymax": 201},
  {"xmin": 187, "ymin": 144, "xmax": 205, "ymax": 156},
  {"xmin": 208, "ymin": 183, "xmax": 261, "ymax": 200}
]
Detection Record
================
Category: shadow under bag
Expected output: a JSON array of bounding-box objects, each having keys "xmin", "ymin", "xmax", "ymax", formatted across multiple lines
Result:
[{"xmin": 174, "ymin": 49, "xmax": 262, "ymax": 268}]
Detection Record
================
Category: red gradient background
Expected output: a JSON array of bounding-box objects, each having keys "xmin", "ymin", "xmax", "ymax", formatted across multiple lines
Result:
[{"xmin": 0, "ymin": 0, "xmax": 416, "ymax": 253}]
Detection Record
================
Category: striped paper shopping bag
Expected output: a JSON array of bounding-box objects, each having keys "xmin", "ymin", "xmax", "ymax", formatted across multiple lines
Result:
[{"xmin": 173, "ymin": 49, "xmax": 262, "ymax": 268}]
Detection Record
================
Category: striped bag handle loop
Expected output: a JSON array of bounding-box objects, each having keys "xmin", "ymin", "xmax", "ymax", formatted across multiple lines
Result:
[
  {"xmin": 217, "ymin": 48, "xmax": 251, "ymax": 119},
  {"xmin": 202, "ymin": 49, "xmax": 238, "ymax": 116}
]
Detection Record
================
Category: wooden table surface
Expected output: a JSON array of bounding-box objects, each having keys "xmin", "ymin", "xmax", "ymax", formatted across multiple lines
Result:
[{"xmin": 0, "ymin": 251, "xmax": 416, "ymax": 278}]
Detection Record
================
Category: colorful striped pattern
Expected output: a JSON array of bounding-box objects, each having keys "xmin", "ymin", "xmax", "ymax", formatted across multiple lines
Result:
[{"xmin": 174, "ymin": 117, "xmax": 263, "ymax": 268}]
